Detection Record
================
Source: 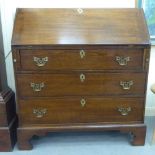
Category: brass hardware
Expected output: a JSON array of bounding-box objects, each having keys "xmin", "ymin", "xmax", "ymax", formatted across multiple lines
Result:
[
  {"xmin": 13, "ymin": 59, "xmax": 17, "ymax": 62},
  {"xmin": 115, "ymin": 56, "xmax": 130, "ymax": 66},
  {"xmin": 77, "ymin": 8, "xmax": 83, "ymax": 14},
  {"xmin": 80, "ymin": 50, "xmax": 85, "ymax": 59},
  {"xmin": 30, "ymin": 82, "xmax": 44, "ymax": 92},
  {"xmin": 80, "ymin": 73, "xmax": 85, "ymax": 82},
  {"xmin": 118, "ymin": 107, "xmax": 131, "ymax": 116},
  {"xmin": 33, "ymin": 108, "xmax": 47, "ymax": 118},
  {"xmin": 120, "ymin": 81, "xmax": 133, "ymax": 90},
  {"xmin": 33, "ymin": 56, "xmax": 48, "ymax": 67},
  {"xmin": 80, "ymin": 98, "xmax": 86, "ymax": 107}
]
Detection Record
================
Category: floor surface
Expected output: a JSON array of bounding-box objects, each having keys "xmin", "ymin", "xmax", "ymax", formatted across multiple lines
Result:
[{"xmin": 1, "ymin": 117, "xmax": 155, "ymax": 155}]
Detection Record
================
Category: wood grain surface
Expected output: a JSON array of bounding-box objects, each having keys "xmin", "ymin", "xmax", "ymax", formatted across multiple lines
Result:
[
  {"xmin": 16, "ymin": 72, "xmax": 146, "ymax": 97},
  {"xmin": 12, "ymin": 8, "xmax": 150, "ymax": 46},
  {"xmin": 19, "ymin": 48, "xmax": 144, "ymax": 71},
  {"xmin": 18, "ymin": 97, "xmax": 144, "ymax": 125},
  {"xmin": 11, "ymin": 8, "xmax": 151, "ymax": 149}
]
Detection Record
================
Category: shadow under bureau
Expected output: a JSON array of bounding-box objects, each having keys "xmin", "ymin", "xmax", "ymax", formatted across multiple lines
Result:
[{"xmin": 11, "ymin": 8, "xmax": 150, "ymax": 150}]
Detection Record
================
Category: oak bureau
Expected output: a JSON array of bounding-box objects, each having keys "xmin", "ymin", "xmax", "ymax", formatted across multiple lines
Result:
[{"xmin": 11, "ymin": 8, "xmax": 150, "ymax": 150}]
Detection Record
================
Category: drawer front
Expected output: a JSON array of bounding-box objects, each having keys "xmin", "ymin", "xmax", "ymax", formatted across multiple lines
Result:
[
  {"xmin": 19, "ymin": 49, "xmax": 144, "ymax": 71},
  {"xmin": 18, "ymin": 97, "xmax": 144, "ymax": 125},
  {"xmin": 17, "ymin": 73, "xmax": 146, "ymax": 97}
]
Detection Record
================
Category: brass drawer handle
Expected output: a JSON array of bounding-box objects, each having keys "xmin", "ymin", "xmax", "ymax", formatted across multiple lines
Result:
[
  {"xmin": 118, "ymin": 107, "xmax": 131, "ymax": 116},
  {"xmin": 116, "ymin": 56, "xmax": 130, "ymax": 66},
  {"xmin": 80, "ymin": 73, "xmax": 85, "ymax": 82},
  {"xmin": 80, "ymin": 50, "xmax": 85, "ymax": 59},
  {"xmin": 80, "ymin": 98, "xmax": 86, "ymax": 107},
  {"xmin": 120, "ymin": 81, "xmax": 133, "ymax": 90},
  {"xmin": 30, "ymin": 82, "xmax": 44, "ymax": 92},
  {"xmin": 33, "ymin": 56, "xmax": 48, "ymax": 67},
  {"xmin": 33, "ymin": 108, "xmax": 47, "ymax": 118}
]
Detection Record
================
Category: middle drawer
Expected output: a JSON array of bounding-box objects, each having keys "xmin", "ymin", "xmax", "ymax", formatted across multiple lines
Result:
[{"xmin": 17, "ymin": 72, "xmax": 146, "ymax": 97}]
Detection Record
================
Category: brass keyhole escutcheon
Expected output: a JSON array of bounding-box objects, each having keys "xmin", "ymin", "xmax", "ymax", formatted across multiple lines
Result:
[
  {"xmin": 80, "ymin": 50, "xmax": 85, "ymax": 59},
  {"xmin": 77, "ymin": 8, "xmax": 83, "ymax": 14},
  {"xmin": 80, "ymin": 73, "xmax": 85, "ymax": 82},
  {"xmin": 80, "ymin": 98, "xmax": 86, "ymax": 107}
]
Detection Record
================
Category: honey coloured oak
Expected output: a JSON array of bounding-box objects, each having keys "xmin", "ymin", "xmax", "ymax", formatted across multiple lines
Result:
[
  {"xmin": 12, "ymin": 8, "xmax": 150, "ymax": 150},
  {"xmin": 16, "ymin": 73, "xmax": 146, "ymax": 97},
  {"xmin": 19, "ymin": 48, "xmax": 144, "ymax": 71},
  {"xmin": 12, "ymin": 8, "xmax": 150, "ymax": 45},
  {"xmin": 18, "ymin": 97, "xmax": 144, "ymax": 125}
]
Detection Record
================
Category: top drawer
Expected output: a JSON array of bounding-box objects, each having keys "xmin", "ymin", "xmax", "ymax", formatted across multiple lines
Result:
[{"xmin": 18, "ymin": 48, "xmax": 144, "ymax": 71}]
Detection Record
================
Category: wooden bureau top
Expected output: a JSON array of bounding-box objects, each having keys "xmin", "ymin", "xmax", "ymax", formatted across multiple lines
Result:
[{"xmin": 12, "ymin": 8, "xmax": 150, "ymax": 46}]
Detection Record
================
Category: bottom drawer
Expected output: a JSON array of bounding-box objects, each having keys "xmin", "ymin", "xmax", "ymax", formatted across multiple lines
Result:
[{"xmin": 18, "ymin": 97, "xmax": 144, "ymax": 125}]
